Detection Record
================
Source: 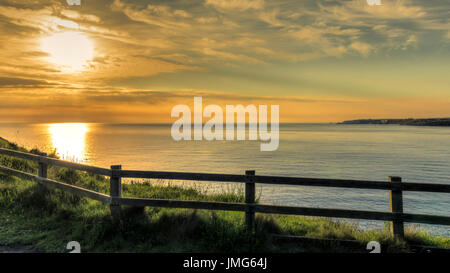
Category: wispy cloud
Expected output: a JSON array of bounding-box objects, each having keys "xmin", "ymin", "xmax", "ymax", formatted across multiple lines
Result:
[{"xmin": 205, "ymin": 0, "xmax": 265, "ymax": 11}]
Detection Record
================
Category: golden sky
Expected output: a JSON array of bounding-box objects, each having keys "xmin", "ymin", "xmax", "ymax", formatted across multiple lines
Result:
[{"xmin": 0, "ymin": 0, "xmax": 449, "ymax": 123}]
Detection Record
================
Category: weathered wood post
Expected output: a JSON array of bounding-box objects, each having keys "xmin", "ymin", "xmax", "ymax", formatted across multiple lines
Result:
[
  {"xmin": 245, "ymin": 170, "xmax": 256, "ymax": 232},
  {"xmin": 37, "ymin": 153, "xmax": 48, "ymax": 194},
  {"xmin": 110, "ymin": 165, "xmax": 122, "ymax": 223},
  {"xmin": 389, "ymin": 176, "xmax": 404, "ymax": 239}
]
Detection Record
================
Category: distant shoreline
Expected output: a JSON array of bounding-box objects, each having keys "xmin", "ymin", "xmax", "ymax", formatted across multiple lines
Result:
[
  {"xmin": 338, "ymin": 118, "xmax": 450, "ymax": 127},
  {"xmin": 1, "ymin": 121, "xmax": 450, "ymax": 127}
]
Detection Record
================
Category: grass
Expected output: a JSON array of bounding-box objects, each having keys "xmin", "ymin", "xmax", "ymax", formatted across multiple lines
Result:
[{"xmin": 0, "ymin": 137, "xmax": 448, "ymax": 253}]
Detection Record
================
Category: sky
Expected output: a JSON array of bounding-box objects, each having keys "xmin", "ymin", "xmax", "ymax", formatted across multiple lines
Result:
[{"xmin": 0, "ymin": 0, "xmax": 449, "ymax": 123}]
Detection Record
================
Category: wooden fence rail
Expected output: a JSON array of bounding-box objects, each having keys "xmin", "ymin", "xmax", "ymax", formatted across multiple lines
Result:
[{"xmin": 1, "ymin": 147, "xmax": 450, "ymax": 239}]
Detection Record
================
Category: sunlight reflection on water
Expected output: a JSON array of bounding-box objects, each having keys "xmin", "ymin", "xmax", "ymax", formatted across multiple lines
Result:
[{"xmin": 48, "ymin": 123, "xmax": 89, "ymax": 162}]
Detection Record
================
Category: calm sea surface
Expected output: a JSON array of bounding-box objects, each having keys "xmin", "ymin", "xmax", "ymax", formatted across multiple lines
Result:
[{"xmin": 1, "ymin": 123, "xmax": 449, "ymax": 236}]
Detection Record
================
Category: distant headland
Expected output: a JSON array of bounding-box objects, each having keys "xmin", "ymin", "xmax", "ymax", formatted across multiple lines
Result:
[{"xmin": 338, "ymin": 118, "xmax": 450, "ymax": 126}]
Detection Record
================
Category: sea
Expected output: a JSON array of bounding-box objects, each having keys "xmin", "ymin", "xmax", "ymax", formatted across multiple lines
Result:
[{"xmin": 0, "ymin": 122, "xmax": 448, "ymax": 236}]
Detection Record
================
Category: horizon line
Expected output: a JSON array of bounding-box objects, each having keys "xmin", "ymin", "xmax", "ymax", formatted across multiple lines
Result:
[{"xmin": 1, "ymin": 116, "xmax": 449, "ymax": 126}]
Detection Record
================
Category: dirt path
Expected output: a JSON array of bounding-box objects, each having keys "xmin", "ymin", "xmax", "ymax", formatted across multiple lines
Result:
[{"xmin": 0, "ymin": 245, "xmax": 37, "ymax": 253}]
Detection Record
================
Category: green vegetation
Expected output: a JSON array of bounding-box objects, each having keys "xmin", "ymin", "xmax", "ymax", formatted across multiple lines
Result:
[{"xmin": 0, "ymin": 137, "xmax": 448, "ymax": 253}]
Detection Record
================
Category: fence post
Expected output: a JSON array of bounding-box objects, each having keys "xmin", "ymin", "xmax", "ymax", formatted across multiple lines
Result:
[
  {"xmin": 245, "ymin": 170, "xmax": 256, "ymax": 232},
  {"xmin": 389, "ymin": 176, "xmax": 404, "ymax": 239},
  {"xmin": 110, "ymin": 165, "xmax": 122, "ymax": 223},
  {"xmin": 37, "ymin": 153, "xmax": 48, "ymax": 194}
]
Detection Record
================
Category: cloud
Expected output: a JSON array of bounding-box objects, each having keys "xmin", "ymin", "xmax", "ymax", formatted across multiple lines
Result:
[
  {"xmin": 205, "ymin": 0, "xmax": 264, "ymax": 11},
  {"xmin": 259, "ymin": 9, "xmax": 282, "ymax": 27},
  {"xmin": 2, "ymin": 83, "xmax": 448, "ymax": 123},
  {"xmin": 0, "ymin": 5, "xmax": 76, "ymax": 32},
  {"xmin": 288, "ymin": 26, "xmax": 361, "ymax": 57},
  {"xmin": 0, "ymin": 82, "xmax": 365, "ymax": 123},
  {"xmin": 60, "ymin": 10, "xmax": 101, "ymax": 23},
  {"xmin": 111, "ymin": 0, "xmax": 192, "ymax": 29},
  {"xmin": 0, "ymin": 77, "xmax": 60, "ymax": 88},
  {"xmin": 202, "ymin": 48, "xmax": 264, "ymax": 64},
  {"xmin": 349, "ymin": 42, "xmax": 372, "ymax": 56},
  {"xmin": 107, "ymin": 0, "xmax": 450, "ymax": 64},
  {"xmin": 317, "ymin": 0, "xmax": 426, "ymax": 22}
]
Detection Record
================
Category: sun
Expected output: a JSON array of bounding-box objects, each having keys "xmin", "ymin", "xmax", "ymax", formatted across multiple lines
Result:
[{"xmin": 41, "ymin": 31, "xmax": 94, "ymax": 72}]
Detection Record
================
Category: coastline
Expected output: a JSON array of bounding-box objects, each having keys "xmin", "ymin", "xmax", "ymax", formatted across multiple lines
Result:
[{"xmin": 338, "ymin": 118, "xmax": 450, "ymax": 127}]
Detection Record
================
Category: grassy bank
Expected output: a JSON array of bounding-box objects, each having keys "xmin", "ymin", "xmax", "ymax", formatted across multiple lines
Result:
[{"xmin": 0, "ymin": 137, "xmax": 448, "ymax": 253}]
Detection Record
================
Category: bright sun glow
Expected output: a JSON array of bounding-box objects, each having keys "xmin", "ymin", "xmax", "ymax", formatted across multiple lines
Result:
[
  {"xmin": 48, "ymin": 123, "xmax": 89, "ymax": 162},
  {"xmin": 41, "ymin": 32, "xmax": 94, "ymax": 72}
]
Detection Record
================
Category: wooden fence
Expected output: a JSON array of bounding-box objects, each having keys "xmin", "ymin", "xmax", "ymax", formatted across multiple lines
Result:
[{"xmin": 1, "ymin": 147, "xmax": 450, "ymax": 239}]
